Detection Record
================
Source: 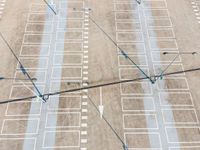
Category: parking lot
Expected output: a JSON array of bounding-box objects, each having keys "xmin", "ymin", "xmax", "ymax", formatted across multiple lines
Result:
[{"xmin": 0, "ymin": 0, "xmax": 200, "ymax": 150}]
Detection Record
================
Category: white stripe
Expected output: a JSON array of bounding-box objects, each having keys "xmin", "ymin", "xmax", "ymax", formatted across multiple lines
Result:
[{"xmin": 82, "ymin": 116, "xmax": 88, "ymax": 120}]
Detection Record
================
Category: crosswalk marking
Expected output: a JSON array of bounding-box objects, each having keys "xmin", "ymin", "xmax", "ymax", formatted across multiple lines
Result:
[{"xmin": 191, "ymin": 1, "xmax": 200, "ymax": 24}]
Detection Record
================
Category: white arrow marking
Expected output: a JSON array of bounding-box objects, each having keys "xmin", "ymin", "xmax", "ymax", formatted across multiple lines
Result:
[
  {"xmin": 98, "ymin": 105, "xmax": 104, "ymax": 119},
  {"xmin": 98, "ymin": 87, "xmax": 104, "ymax": 119}
]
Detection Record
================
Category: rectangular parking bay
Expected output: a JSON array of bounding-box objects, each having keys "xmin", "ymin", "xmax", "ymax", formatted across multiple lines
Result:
[
  {"xmin": 28, "ymin": 13, "xmax": 53, "ymax": 22},
  {"xmin": 43, "ymin": 131, "xmax": 80, "ymax": 148},
  {"xmin": 117, "ymin": 32, "xmax": 143, "ymax": 42},
  {"xmin": 17, "ymin": 57, "xmax": 48, "ymax": 69},
  {"xmin": 119, "ymin": 68, "xmax": 149, "ymax": 80},
  {"xmin": 150, "ymin": 39, "xmax": 178, "ymax": 50},
  {"xmin": 125, "ymin": 133, "xmax": 161, "ymax": 148},
  {"xmin": 53, "ymin": 54, "xmax": 82, "ymax": 65},
  {"xmin": 118, "ymin": 55, "xmax": 147, "ymax": 66},
  {"xmin": 122, "ymin": 97, "xmax": 155, "ymax": 111},
  {"xmin": 157, "ymin": 78, "xmax": 189, "ymax": 90},
  {"xmin": 114, "ymin": 3, "xmax": 138, "ymax": 11},
  {"xmin": 159, "ymin": 92, "xmax": 193, "ymax": 106},
  {"xmin": 52, "ymin": 67, "xmax": 82, "ymax": 79},
  {"xmin": 143, "ymin": 1, "xmax": 167, "ymax": 8},
  {"xmin": 46, "ymin": 112, "xmax": 80, "ymax": 128},
  {"xmin": 162, "ymin": 109, "xmax": 198, "ymax": 124},
  {"xmin": 58, "ymin": 20, "xmax": 83, "ymax": 29},
  {"xmin": 144, "ymin": 9, "xmax": 169, "ymax": 17},
  {"xmin": 117, "ymin": 43, "xmax": 145, "ymax": 54},
  {"xmin": 0, "ymin": 138, "xmax": 35, "ymax": 150},
  {"xmin": 14, "ymin": 70, "xmax": 46, "ymax": 84},
  {"xmin": 121, "ymin": 82, "xmax": 152, "ymax": 95},
  {"xmin": 116, "ymin": 22, "xmax": 141, "ymax": 31},
  {"xmin": 56, "ymin": 42, "xmax": 82, "ymax": 53},
  {"xmin": 10, "ymin": 85, "xmax": 44, "ymax": 99},
  {"xmin": 30, "ymin": 4, "xmax": 47, "ymax": 12},
  {"xmin": 23, "ymin": 34, "xmax": 51, "ymax": 44},
  {"xmin": 25, "ymin": 23, "xmax": 52, "ymax": 33},
  {"xmin": 148, "ymin": 28, "xmax": 175, "ymax": 38},
  {"xmin": 6, "ymin": 101, "xmax": 41, "ymax": 116},
  {"xmin": 1, "ymin": 119, "xmax": 39, "ymax": 135},
  {"xmin": 20, "ymin": 45, "xmax": 49, "ymax": 56},
  {"xmin": 146, "ymin": 18, "xmax": 172, "ymax": 28},
  {"xmin": 57, "ymin": 31, "xmax": 83, "ymax": 41},
  {"xmin": 124, "ymin": 114, "xmax": 158, "ymax": 129},
  {"xmin": 49, "ymin": 96, "xmax": 81, "ymax": 110},
  {"xmin": 166, "ymin": 127, "xmax": 200, "ymax": 143},
  {"xmin": 115, "ymin": 12, "xmax": 139, "ymax": 21}
]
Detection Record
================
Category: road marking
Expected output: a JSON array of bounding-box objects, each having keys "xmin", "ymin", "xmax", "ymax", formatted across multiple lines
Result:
[
  {"xmin": 82, "ymin": 102, "xmax": 88, "ymax": 105},
  {"xmin": 81, "ymin": 139, "xmax": 87, "ymax": 143},
  {"xmin": 81, "ymin": 116, "xmax": 88, "ymax": 120},
  {"xmin": 82, "ymin": 95, "xmax": 88, "ymax": 99},
  {"xmin": 98, "ymin": 87, "xmax": 104, "ymax": 119},
  {"xmin": 191, "ymin": 1, "xmax": 200, "ymax": 24},
  {"xmin": 81, "ymin": 131, "xmax": 87, "ymax": 135},
  {"xmin": 83, "ymin": 77, "xmax": 88, "ymax": 80},
  {"xmin": 81, "ymin": 123, "xmax": 87, "ymax": 127}
]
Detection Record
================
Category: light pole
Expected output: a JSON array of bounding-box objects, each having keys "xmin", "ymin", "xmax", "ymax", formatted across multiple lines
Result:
[
  {"xmin": 43, "ymin": 0, "xmax": 57, "ymax": 15},
  {"xmin": 135, "ymin": 0, "xmax": 141, "ymax": 4},
  {"xmin": 0, "ymin": 77, "xmax": 37, "ymax": 81}
]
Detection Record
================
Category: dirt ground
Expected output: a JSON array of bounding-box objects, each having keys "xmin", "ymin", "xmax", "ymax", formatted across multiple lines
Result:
[{"xmin": 0, "ymin": 0, "xmax": 200, "ymax": 150}]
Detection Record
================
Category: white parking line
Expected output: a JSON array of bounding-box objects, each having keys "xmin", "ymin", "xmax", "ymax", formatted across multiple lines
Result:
[{"xmin": 191, "ymin": 1, "xmax": 200, "ymax": 24}]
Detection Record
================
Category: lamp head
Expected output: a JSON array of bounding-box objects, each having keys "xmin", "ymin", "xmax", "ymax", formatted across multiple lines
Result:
[{"xmin": 163, "ymin": 52, "xmax": 168, "ymax": 55}]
